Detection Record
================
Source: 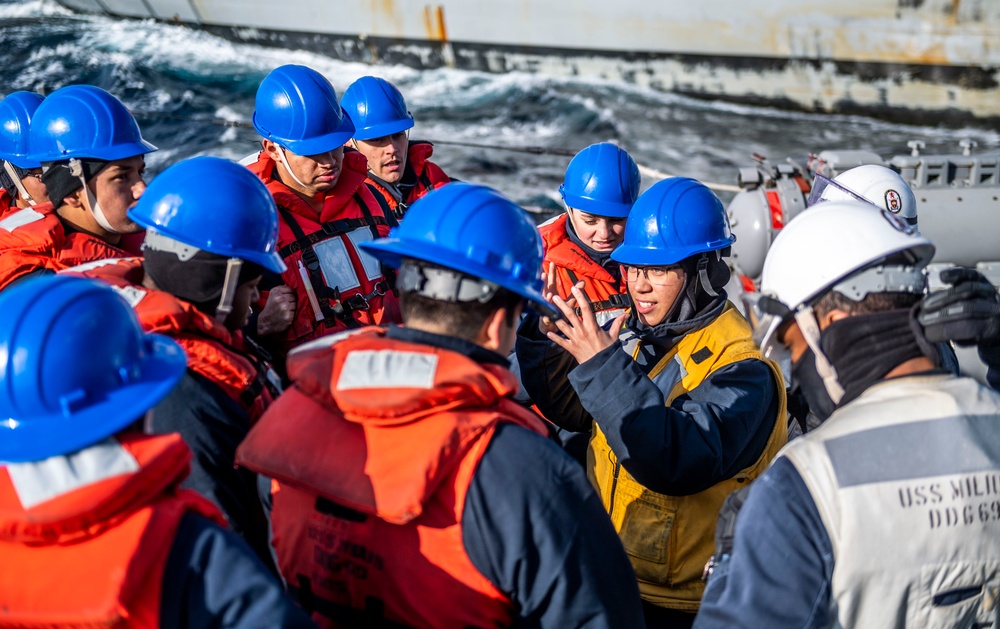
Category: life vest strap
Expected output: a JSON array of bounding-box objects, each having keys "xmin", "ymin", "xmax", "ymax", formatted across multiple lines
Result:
[
  {"xmin": 364, "ymin": 183, "xmax": 401, "ymax": 226},
  {"xmin": 277, "ymin": 213, "xmax": 389, "ymax": 259}
]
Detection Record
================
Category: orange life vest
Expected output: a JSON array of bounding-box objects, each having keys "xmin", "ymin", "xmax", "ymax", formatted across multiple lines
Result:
[
  {"xmin": 237, "ymin": 327, "xmax": 548, "ymax": 629},
  {"xmin": 246, "ymin": 152, "xmax": 402, "ymax": 353},
  {"xmin": 0, "ymin": 433, "xmax": 224, "ymax": 628},
  {"xmin": 64, "ymin": 258, "xmax": 281, "ymax": 423},
  {"xmin": 0, "ymin": 203, "xmax": 132, "ymax": 292},
  {"xmin": 539, "ymin": 213, "xmax": 629, "ymax": 321},
  {"xmin": 364, "ymin": 141, "xmax": 451, "ymax": 220}
]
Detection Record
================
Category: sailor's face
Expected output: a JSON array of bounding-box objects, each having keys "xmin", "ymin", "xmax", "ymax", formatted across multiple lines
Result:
[
  {"xmin": 89, "ymin": 155, "xmax": 147, "ymax": 233},
  {"xmin": 568, "ymin": 209, "xmax": 626, "ymax": 252},
  {"xmin": 282, "ymin": 145, "xmax": 344, "ymax": 195},
  {"xmin": 781, "ymin": 321, "xmax": 809, "ymax": 363},
  {"xmin": 354, "ymin": 131, "xmax": 409, "ymax": 184},
  {"xmin": 625, "ymin": 264, "xmax": 685, "ymax": 327},
  {"xmin": 17, "ymin": 168, "xmax": 49, "ymax": 207},
  {"xmin": 224, "ymin": 275, "xmax": 262, "ymax": 332}
]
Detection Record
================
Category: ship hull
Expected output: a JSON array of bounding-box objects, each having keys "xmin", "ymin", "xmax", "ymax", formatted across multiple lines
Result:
[{"xmin": 53, "ymin": 0, "xmax": 1000, "ymax": 124}]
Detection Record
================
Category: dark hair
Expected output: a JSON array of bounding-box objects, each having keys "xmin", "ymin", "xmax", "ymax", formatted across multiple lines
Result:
[
  {"xmin": 399, "ymin": 262, "xmax": 523, "ymax": 341},
  {"xmin": 815, "ymin": 291, "xmax": 921, "ymax": 317}
]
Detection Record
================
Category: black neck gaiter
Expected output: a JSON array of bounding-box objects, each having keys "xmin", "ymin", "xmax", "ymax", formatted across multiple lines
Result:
[{"xmin": 793, "ymin": 308, "xmax": 930, "ymax": 421}]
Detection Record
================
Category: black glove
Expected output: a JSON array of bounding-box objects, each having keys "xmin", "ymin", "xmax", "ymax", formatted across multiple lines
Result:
[{"xmin": 915, "ymin": 267, "xmax": 1000, "ymax": 347}]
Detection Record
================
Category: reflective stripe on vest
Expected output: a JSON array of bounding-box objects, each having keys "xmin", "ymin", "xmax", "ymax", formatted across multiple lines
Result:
[
  {"xmin": 781, "ymin": 375, "xmax": 1000, "ymax": 628},
  {"xmin": 0, "ymin": 434, "xmax": 224, "ymax": 628},
  {"xmin": 589, "ymin": 304, "xmax": 788, "ymax": 611},
  {"xmin": 7, "ymin": 438, "xmax": 139, "ymax": 510},
  {"xmin": 0, "ymin": 207, "xmax": 44, "ymax": 231}
]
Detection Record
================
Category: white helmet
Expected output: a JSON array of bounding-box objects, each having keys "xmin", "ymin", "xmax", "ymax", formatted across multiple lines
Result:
[
  {"xmin": 748, "ymin": 200, "xmax": 934, "ymax": 403},
  {"xmin": 808, "ymin": 164, "xmax": 918, "ymax": 229},
  {"xmin": 727, "ymin": 188, "xmax": 773, "ymax": 280}
]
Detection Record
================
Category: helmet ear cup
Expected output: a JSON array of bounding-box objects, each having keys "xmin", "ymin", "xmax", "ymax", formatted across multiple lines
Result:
[
  {"xmin": 560, "ymin": 143, "xmax": 640, "ymax": 218},
  {"xmin": 612, "ymin": 177, "xmax": 735, "ymax": 267},
  {"xmin": 341, "ymin": 76, "xmax": 415, "ymax": 142},
  {"xmin": 127, "ymin": 156, "xmax": 285, "ymax": 274},
  {"xmin": 252, "ymin": 65, "xmax": 355, "ymax": 156},
  {"xmin": 359, "ymin": 182, "xmax": 549, "ymax": 310},
  {"xmin": 0, "ymin": 91, "xmax": 44, "ymax": 169},
  {"xmin": 0, "ymin": 276, "xmax": 187, "ymax": 463},
  {"xmin": 26, "ymin": 85, "xmax": 156, "ymax": 163}
]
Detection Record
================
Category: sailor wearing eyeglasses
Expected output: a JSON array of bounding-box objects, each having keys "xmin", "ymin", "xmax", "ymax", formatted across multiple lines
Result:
[{"xmin": 516, "ymin": 177, "xmax": 787, "ymax": 629}]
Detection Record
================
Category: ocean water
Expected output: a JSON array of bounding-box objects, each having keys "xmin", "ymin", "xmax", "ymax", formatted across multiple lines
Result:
[{"xmin": 3, "ymin": 0, "xmax": 999, "ymax": 215}]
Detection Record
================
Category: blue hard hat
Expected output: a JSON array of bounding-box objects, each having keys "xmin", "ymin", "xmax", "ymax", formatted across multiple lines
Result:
[
  {"xmin": 253, "ymin": 65, "xmax": 355, "ymax": 156},
  {"xmin": 340, "ymin": 76, "xmax": 415, "ymax": 142},
  {"xmin": 360, "ymin": 183, "xmax": 547, "ymax": 308},
  {"xmin": 612, "ymin": 177, "xmax": 735, "ymax": 266},
  {"xmin": 0, "ymin": 91, "xmax": 44, "ymax": 169},
  {"xmin": 128, "ymin": 156, "xmax": 286, "ymax": 273},
  {"xmin": 0, "ymin": 275, "xmax": 186, "ymax": 463},
  {"xmin": 559, "ymin": 142, "xmax": 641, "ymax": 219},
  {"xmin": 26, "ymin": 85, "xmax": 156, "ymax": 163}
]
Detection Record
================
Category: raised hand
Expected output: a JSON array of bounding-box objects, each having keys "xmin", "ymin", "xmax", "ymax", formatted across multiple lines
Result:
[{"xmin": 546, "ymin": 284, "xmax": 627, "ymax": 364}]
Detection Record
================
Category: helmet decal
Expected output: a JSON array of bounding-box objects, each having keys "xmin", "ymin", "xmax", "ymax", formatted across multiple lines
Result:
[{"xmin": 884, "ymin": 189, "xmax": 902, "ymax": 213}]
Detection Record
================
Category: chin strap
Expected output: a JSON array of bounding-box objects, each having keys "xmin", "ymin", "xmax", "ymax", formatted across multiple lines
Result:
[
  {"xmin": 794, "ymin": 306, "xmax": 845, "ymax": 405},
  {"xmin": 214, "ymin": 258, "xmax": 244, "ymax": 323},
  {"xmin": 69, "ymin": 158, "xmax": 117, "ymax": 234},
  {"xmin": 697, "ymin": 252, "xmax": 719, "ymax": 297},
  {"xmin": 276, "ymin": 147, "xmax": 310, "ymax": 190},
  {"xmin": 3, "ymin": 162, "xmax": 35, "ymax": 206}
]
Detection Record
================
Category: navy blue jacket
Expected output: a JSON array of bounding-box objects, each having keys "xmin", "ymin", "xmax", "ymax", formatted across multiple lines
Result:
[
  {"xmin": 149, "ymin": 371, "xmax": 274, "ymax": 571},
  {"xmin": 515, "ymin": 309, "xmax": 781, "ymax": 496},
  {"xmin": 162, "ymin": 513, "xmax": 316, "ymax": 627},
  {"xmin": 693, "ymin": 457, "xmax": 835, "ymax": 628}
]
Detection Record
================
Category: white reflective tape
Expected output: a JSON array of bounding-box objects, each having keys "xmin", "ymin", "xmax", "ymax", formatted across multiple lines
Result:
[
  {"xmin": 595, "ymin": 307, "xmax": 627, "ymax": 327},
  {"xmin": 6, "ymin": 438, "xmax": 139, "ymax": 509},
  {"xmin": 110, "ymin": 284, "xmax": 148, "ymax": 308},
  {"xmin": 61, "ymin": 257, "xmax": 137, "ymax": 274},
  {"xmin": 336, "ymin": 350, "xmax": 438, "ymax": 390},
  {"xmin": 347, "ymin": 227, "xmax": 383, "ymax": 282},
  {"xmin": 0, "ymin": 208, "xmax": 44, "ymax": 232},
  {"xmin": 313, "ymin": 237, "xmax": 362, "ymax": 292}
]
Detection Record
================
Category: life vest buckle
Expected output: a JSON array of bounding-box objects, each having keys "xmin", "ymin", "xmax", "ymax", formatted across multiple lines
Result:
[
  {"xmin": 301, "ymin": 248, "xmax": 321, "ymax": 272},
  {"xmin": 342, "ymin": 293, "xmax": 370, "ymax": 312}
]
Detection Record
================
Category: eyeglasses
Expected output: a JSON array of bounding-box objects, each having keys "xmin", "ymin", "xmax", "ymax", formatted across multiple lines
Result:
[
  {"xmin": 621, "ymin": 264, "xmax": 682, "ymax": 286},
  {"xmin": 24, "ymin": 169, "xmax": 43, "ymax": 181}
]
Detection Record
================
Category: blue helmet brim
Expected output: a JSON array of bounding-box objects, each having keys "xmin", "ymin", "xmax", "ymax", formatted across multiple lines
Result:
[
  {"xmin": 611, "ymin": 235, "xmax": 736, "ymax": 266},
  {"xmin": 0, "ymin": 334, "xmax": 186, "ymax": 464},
  {"xmin": 561, "ymin": 188, "xmax": 633, "ymax": 219},
  {"xmin": 253, "ymin": 112, "xmax": 355, "ymax": 157},
  {"xmin": 353, "ymin": 116, "xmax": 414, "ymax": 142},
  {"xmin": 28, "ymin": 139, "xmax": 157, "ymax": 164},
  {"xmin": 360, "ymin": 237, "xmax": 549, "ymax": 311}
]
